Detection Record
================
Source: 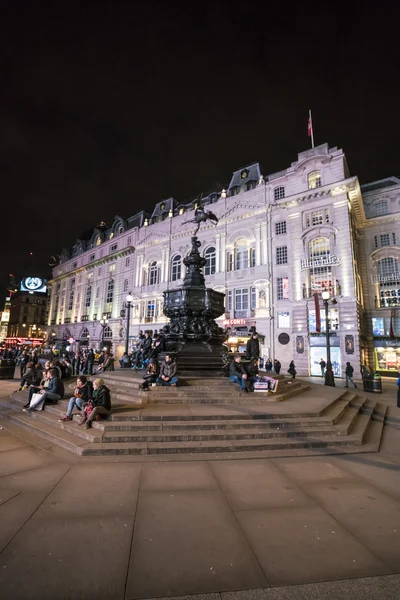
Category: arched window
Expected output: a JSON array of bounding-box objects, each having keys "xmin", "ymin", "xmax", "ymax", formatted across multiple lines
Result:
[
  {"xmin": 309, "ymin": 237, "xmax": 332, "ymax": 292},
  {"xmin": 308, "ymin": 171, "xmax": 322, "ymax": 189},
  {"xmin": 373, "ymin": 200, "xmax": 388, "ymax": 216},
  {"xmin": 149, "ymin": 261, "xmax": 159, "ymax": 286},
  {"xmin": 80, "ymin": 327, "xmax": 89, "ymax": 339},
  {"xmin": 103, "ymin": 325, "xmax": 112, "ymax": 339},
  {"xmin": 171, "ymin": 255, "xmax": 182, "ymax": 281},
  {"xmin": 96, "ymin": 236, "xmax": 101, "ymax": 246},
  {"xmin": 106, "ymin": 279, "xmax": 114, "ymax": 304},
  {"xmin": 235, "ymin": 242, "xmax": 249, "ymax": 270},
  {"xmin": 378, "ymin": 257, "xmax": 399, "ymax": 279},
  {"xmin": 204, "ymin": 247, "xmax": 216, "ymax": 275},
  {"xmin": 85, "ymin": 285, "xmax": 92, "ymax": 308},
  {"xmin": 118, "ymin": 225, "xmax": 124, "ymax": 234}
]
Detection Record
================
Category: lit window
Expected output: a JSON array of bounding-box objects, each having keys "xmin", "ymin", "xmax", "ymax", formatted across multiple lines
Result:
[
  {"xmin": 103, "ymin": 325, "xmax": 112, "ymax": 339},
  {"xmin": 275, "ymin": 221, "xmax": 287, "ymax": 235},
  {"xmin": 277, "ymin": 277, "xmax": 289, "ymax": 300},
  {"xmin": 146, "ymin": 300, "xmax": 155, "ymax": 319},
  {"xmin": 109, "ymin": 232, "xmax": 114, "ymax": 239},
  {"xmin": 96, "ymin": 236, "xmax": 101, "ymax": 246},
  {"xmin": 276, "ymin": 246, "xmax": 288, "ymax": 265},
  {"xmin": 309, "ymin": 237, "xmax": 332, "ymax": 292},
  {"xmin": 171, "ymin": 255, "xmax": 182, "ymax": 281},
  {"xmin": 179, "ymin": 207, "xmax": 185, "ymax": 215},
  {"xmin": 278, "ymin": 312, "xmax": 290, "ymax": 328},
  {"xmin": 274, "ymin": 186, "xmax": 285, "ymax": 201},
  {"xmin": 308, "ymin": 171, "xmax": 322, "ymax": 189},
  {"xmin": 374, "ymin": 200, "xmax": 388, "ymax": 216},
  {"xmin": 204, "ymin": 247, "xmax": 216, "ymax": 275}
]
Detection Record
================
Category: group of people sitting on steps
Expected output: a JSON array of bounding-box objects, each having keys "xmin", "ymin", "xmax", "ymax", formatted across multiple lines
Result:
[
  {"xmin": 139, "ymin": 354, "xmax": 179, "ymax": 390},
  {"xmin": 119, "ymin": 332, "xmax": 166, "ymax": 370},
  {"xmin": 57, "ymin": 377, "xmax": 112, "ymax": 429}
]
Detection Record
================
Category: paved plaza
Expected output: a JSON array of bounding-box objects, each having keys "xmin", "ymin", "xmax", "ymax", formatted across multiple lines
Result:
[{"xmin": 0, "ymin": 376, "xmax": 399, "ymax": 600}]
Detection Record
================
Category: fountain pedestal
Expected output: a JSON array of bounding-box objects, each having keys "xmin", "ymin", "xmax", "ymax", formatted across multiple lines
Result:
[{"xmin": 161, "ymin": 236, "xmax": 228, "ymax": 374}]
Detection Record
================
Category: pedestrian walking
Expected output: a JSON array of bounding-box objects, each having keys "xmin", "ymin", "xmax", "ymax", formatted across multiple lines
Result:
[
  {"xmin": 345, "ymin": 362, "xmax": 357, "ymax": 388},
  {"xmin": 273, "ymin": 359, "xmax": 281, "ymax": 375},
  {"xmin": 320, "ymin": 358, "xmax": 326, "ymax": 377},
  {"xmin": 288, "ymin": 360, "xmax": 296, "ymax": 379}
]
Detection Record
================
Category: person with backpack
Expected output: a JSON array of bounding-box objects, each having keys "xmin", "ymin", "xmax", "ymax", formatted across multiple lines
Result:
[{"xmin": 345, "ymin": 362, "xmax": 357, "ymax": 388}]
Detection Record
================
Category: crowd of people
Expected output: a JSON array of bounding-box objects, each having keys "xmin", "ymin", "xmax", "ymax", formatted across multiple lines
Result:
[{"xmin": 119, "ymin": 332, "xmax": 166, "ymax": 370}]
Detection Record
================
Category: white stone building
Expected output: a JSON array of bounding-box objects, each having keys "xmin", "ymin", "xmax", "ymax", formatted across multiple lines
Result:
[{"xmin": 47, "ymin": 143, "xmax": 400, "ymax": 377}]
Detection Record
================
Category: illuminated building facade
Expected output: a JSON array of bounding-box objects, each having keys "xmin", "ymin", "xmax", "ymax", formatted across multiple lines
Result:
[{"xmin": 47, "ymin": 143, "xmax": 399, "ymax": 377}]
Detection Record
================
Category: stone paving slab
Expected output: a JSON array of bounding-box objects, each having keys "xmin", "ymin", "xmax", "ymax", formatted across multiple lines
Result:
[
  {"xmin": 126, "ymin": 489, "xmax": 269, "ymax": 599},
  {"xmin": 220, "ymin": 573, "xmax": 400, "ymax": 600},
  {"xmin": 140, "ymin": 462, "xmax": 219, "ymax": 492},
  {"xmin": 302, "ymin": 480, "xmax": 400, "ymax": 571},
  {"xmin": 235, "ymin": 505, "xmax": 391, "ymax": 586},
  {"xmin": 0, "ymin": 516, "xmax": 133, "ymax": 600},
  {"xmin": 209, "ymin": 460, "xmax": 314, "ymax": 511},
  {"xmin": 0, "ymin": 446, "xmax": 59, "ymax": 477}
]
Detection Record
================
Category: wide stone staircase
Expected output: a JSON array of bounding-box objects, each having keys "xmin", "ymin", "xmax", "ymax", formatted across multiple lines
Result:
[{"xmin": 0, "ymin": 372, "xmax": 387, "ymax": 458}]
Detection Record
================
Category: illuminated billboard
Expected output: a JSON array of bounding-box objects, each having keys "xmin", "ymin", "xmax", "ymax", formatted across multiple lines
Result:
[{"xmin": 20, "ymin": 277, "xmax": 47, "ymax": 294}]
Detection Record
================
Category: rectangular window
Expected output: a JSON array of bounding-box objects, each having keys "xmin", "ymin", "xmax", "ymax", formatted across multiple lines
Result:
[
  {"xmin": 96, "ymin": 287, "xmax": 100, "ymax": 299},
  {"xmin": 125, "ymin": 257, "xmax": 130, "ymax": 267},
  {"xmin": 228, "ymin": 290, "xmax": 232, "ymax": 311},
  {"xmin": 110, "ymin": 244, "xmax": 118, "ymax": 253},
  {"xmin": 98, "ymin": 268, "xmax": 103, "ymax": 276},
  {"xmin": 72, "ymin": 262, "xmax": 77, "ymax": 269},
  {"xmin": 146, "ymin": 300, "xmax": 155, "ymax": 319},
  {"xmin": 68, "ymin": 291, "xmax": 74, "ymax": 311},
  {"xmin": 89, "ymin": 254, "xmax": 95, "ymax": 262},
  {"xmin": 227, "ymin": 252, "xmax": 233, "ymax": 272},
  {"xmin": 312, "ymin": 211, "xmax": 323, "ymax": 226},
  {"xmin": 127, "ymin": 236, "xmax": 132, "ymax": 246},
  {"xmin": 274, "ymin": 186, "xmax": 285, "ymax": 201},
  {"xmin": 374, "ymin": 236, "xmax": 379, "ymax": 249},
  {"xmin": 380, "ymin": 233, "xmax": 390, "ymax": 247},
  {"xmin": 278, "ymin": 312, "xmax": 290, "ymax": 328},
  {"xmin": 235, "ymin": 288, "xmax": 249, "ymax": 311},
  {"xmin": 276, "ymin": 246, "xmax": 288, "ymax": 265},
  {"xmin": 251, "ymin": 287, "xmax": 257, "ymax": 310},
  {"xmin": 393, "ymin": 232, "xmax": 397, "ymax": 245},
  {"xmin": 308, "ymin": 171, "xmax": 322, "ymax": 189},
  {"xmin": 109, "ymin": 264, "xmax": 115, "ymax": 271},
  {"xmin": 277, "ymin": 277, "xmax": 289, "ymax": 300},
  {"xmin": 250, "ymin": 248, "xmax": 255, "ymax": 268},
  {"xmin": 123, "ymin": 279, "xmax": 129, "ymax": 292},
  {"xmin": 275, "ymin": 221, "xmax": 287, "ymax": 235}
]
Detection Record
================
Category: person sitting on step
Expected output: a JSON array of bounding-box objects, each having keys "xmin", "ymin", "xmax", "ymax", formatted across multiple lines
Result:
[
  {"xmin": 80, "ymin": 378, "xmax": 112, "ymax": 429},
  {"xmin": 16, "ymin": 361, "xmax": 42, "ymax": 392},
  {"xmin": 229, "ymin": 354, "xmax": 247, "ymax": 392},
  {"xmin": 156, "ymin": 354, "xmax": 179, "ymax": 387},
  {"xmin": 58, "ymin": 376, "xmax": 93, "ymax": 422},
  {"xmin": 23, "ymin": 368, "xmax": 65, "ymax": 412},
  {"xmin": 242, "ymin": 357, "xmax": 259, "ymax": 392},
  {"xmin": 140, "ymin": 358, "xmax": 160, "ymax": 390}
]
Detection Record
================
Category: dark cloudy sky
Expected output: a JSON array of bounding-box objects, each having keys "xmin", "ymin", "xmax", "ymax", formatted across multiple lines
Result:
[{"xmin": 0, "ymin": 1, "xmax": 397, "ymax": 295}]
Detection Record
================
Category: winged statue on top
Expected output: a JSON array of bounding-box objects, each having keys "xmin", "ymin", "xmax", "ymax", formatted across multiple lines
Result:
[{"xmin": 182, "ymin": 205, "xmax": 219, "ymax": 235}]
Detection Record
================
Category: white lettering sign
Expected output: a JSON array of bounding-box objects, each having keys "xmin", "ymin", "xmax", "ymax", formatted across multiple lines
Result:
[
  {"xmin": 376, "ymin": 273, "xmax": 400, "ymax": 283},
  {"xmin": 300, "ymin": 255, "xmax": 341, "ymax": 271}
]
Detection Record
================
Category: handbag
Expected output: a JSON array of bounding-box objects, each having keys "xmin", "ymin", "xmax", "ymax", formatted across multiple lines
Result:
[
  {"xmin": 84, "ymin": 401, "xmax": 94, "ymax": 417},
  {"xmin": 29, "ymin": 392, "xmax": 44, "ymax": 409}
]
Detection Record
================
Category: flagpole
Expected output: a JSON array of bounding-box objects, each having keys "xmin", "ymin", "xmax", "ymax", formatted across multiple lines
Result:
[{"xmin": 309, "ymin": 110, "xmax": 315, "ymax": 149}]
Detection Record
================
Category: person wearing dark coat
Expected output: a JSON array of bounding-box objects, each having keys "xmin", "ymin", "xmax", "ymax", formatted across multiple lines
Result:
[
  {"xmin": 265, "ymin": 358, "xmax": 273, "ymax": 372},
  {"xmin": 274, "ymin": 359, "xmax": 281, "ymax": 374},
  {"xmin": 288, "ymin": 360, "xmax": 296, "ymax": 379},
  {"xmin": 229, "ymin": 354, "xmax": 247, "ymax": 391},
  {"xmin": 16, "ymin": 362, "xmax": 42, "ymax": 391},
  {"xmin": 86, "ymin": 349, "xmax": 95, "ymax": 375},
  {"xmin": 243, "ymin": 358, "xmax": 259, "ymax": 391},
  {"xmin": 20, "ymin": 352, "xmax": 30, "ymax": 378},
  {"xmin": 246, "ymin": 333, "xmax": 260, "ymax": 361},
  {"xmin": 82, "ymin": 379, "xmax": 112, "ymax": 428},
  {"xmin": 23, "ymin": 369, "xmax": 65, "ymax": 411},
  {"xmin": 134, "ymin": 333, "xmax": 152, "ymax": 368},
  {"xmin": 58, "ymin": 376, "xmax": 93, "ymax": 422},
  {"xmin": 150, "ymin": 335, "xmax": 165, "ymax": 359}
]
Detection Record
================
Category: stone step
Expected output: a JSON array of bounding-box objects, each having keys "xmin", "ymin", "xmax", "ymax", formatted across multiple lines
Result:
[
  {"xmin": 362, "ymin": 402, "xmax": 387, "ymax": 450},
  {"xmin": 334, "ymin": 397, "xmax": 366, "ymax": 435},
  {"xmin": 80, "ymin": 433, "xmax": 364, "ymax": 456},
  {"xmin": 25, "ymin": 409, "xmax": 103, "ymax": 443},
  {"xmin": 102, "ymin": 425, "xmax": 338, "ymax": 443}
]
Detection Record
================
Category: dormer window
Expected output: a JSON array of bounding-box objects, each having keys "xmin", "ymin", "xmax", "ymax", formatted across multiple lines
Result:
[
  {"xmin": 308, "ymin": 171, "xmax": 322, "ymax": 189},
  {"xmin": 109, "ymin": 232, "xmax": 114, "ymax": 239},
  {"xmin": 118, "ymin": 226, "xmax": 124, "ymax": 234},
  {"xmin": 96, "ymin": 236, "xmax": 101, "ymax": 246},
  {"xmin": 179, "ymin": 207, "xmax": 185, "ymax": 215},
  {"xmin": 160, "ymin": 203, "xmax": 165, "ymax": 210},
  {"xmin": 373, "ymin": 200, "xmax": 388, "ymax": 216}
]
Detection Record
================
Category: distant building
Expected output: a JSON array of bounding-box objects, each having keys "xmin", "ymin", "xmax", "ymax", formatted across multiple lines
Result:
[
  {"xmin": 7, "ymin": 277, "xmax": 48, "ymax": 346},
  {"xmin": 47, "ymin": 143, "xmax": 400, "ymax": 377},
  {"xmin": 0, "ymin": 297, "xmax": 11, "ymax": 342}
]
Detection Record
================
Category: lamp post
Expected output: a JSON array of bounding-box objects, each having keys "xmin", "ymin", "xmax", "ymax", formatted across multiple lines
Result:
[
  {"xmin": 322, "ymin": 290, "xmax": 335, "ymax": 387},
  {"xmin": 125, "ymin": 294, "xmax": 133, "ymax": 354},
  {"xmin": 100, "ymin": 317, "xmax": 109, "ymax": 349}
]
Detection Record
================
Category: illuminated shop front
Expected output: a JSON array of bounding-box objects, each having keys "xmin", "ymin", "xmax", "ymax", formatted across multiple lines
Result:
[
  {"xmin": 374, "ymin": 341, "xmax": 400, "ymax": 374},
  {"xmin": 223, "ymin": 318, "xmax": 260, "ymax": 354},
  {"xmin": 308, "ymin": 307, "xmax": 341, "ymax": 376}
]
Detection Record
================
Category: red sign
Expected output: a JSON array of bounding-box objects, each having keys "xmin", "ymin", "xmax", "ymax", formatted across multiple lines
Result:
[{"xmin": 223, "ymin": 319, "xmax": 247, "ymax": 326}]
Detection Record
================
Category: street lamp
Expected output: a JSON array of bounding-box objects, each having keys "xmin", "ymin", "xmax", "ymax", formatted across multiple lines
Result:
[
  {"xmin": 322, "ymin": 290, "xmax": 335, "ymax": 387},
  {"xmin": 125, "ymin": 293, "xmax": 133, "ymax": 354},
  {"xmin": 100, "ymin": 317, "xmax": 109, "ymax": 346}
]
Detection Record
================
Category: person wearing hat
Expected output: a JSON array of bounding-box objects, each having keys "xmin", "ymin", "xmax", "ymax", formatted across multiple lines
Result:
[
  {"xmin": 246, "ymin": 332, "xmax": 260, "ymax": 361},
  {"xmin": 81, "ymin": 378, "xmax": 111, "ymax": 428}
]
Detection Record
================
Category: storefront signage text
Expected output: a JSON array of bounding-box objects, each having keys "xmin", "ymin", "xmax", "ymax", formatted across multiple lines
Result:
[
  {"xmin": 376, "ymin": 273, "xmax": 400, "ymax": 283},
  {"xmin": 223, "ymin": 319, "xmax": 247, "ymax": 326},
  {"xmin": 300, "ymin": 255, "xmax": 341, "ymax": 271}
]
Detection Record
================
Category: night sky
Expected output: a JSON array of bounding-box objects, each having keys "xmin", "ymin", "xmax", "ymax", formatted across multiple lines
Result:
[{"xmin": 0, "ymin": 1, "xmax": 397, "ymax": 295}]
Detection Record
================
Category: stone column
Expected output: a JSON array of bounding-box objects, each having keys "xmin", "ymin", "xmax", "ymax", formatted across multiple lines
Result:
[
  {"xmin": 261, "ymin": 222, "xmax": 267, "ymax": 265},
  {"xmin": 255, "ymin": 224, "xmax": 261, "ymax": 266},
  {"xmin": 161, "ymin": 248, "xmax": 166, "ymax": 283},
  {"xmin": 216, "ymin": 234, "xmax": 221, "ymax": 273},
  {"xmin": 220, "ymin": 233, "xmax": 226, "ymax": 272}
]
